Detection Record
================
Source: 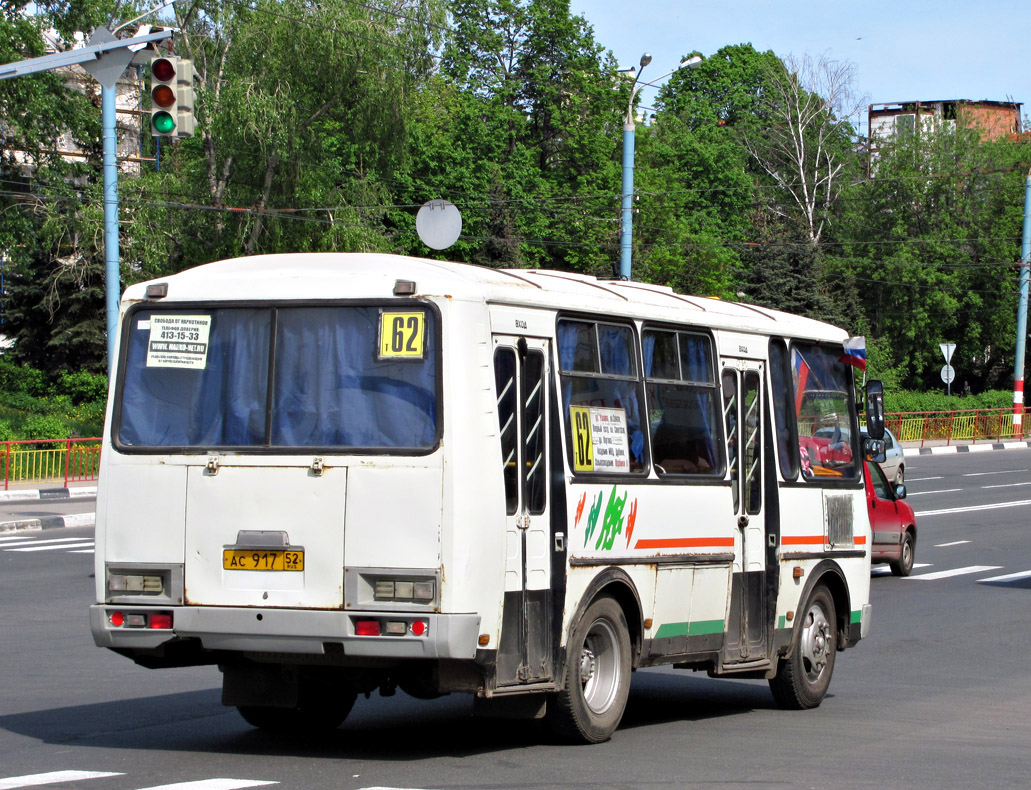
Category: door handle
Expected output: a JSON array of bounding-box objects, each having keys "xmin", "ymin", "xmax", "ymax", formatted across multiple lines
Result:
[{"xmin": 738, "ymin": 515, "xmax": 749, "ymax": 529}]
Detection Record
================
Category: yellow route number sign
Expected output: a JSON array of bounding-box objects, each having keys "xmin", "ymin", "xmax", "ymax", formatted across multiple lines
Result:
[
  {"xmin": 380, "ymin": 312, "xmax": 426, "ymax": 359},
  {"xmin": 571, "ymin": 406, "xmax": 594, "ymax": 472}
]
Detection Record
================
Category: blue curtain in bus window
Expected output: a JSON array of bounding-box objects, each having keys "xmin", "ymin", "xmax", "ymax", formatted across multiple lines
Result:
[
  {"xmin": 270, "ymin": 307, "xmax": 437, "ymax": 449},
  {"xmin": 117, "ymin": 309, "xmax": 270, "ymax": 447},
  {"xmin": 598, "ymin": 324, "xmax": 635, "ymax": 376},
  {"xmin": 641, "ymin": 329, "xmax": 719, "ymax": 475},
  {"xmin": 557, "ymin": 320, "xmax": 597, "ymax": 372}
]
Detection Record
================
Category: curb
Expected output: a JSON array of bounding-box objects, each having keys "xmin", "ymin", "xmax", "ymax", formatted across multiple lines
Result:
[
  {"xmin": 0, "ymin": 511, "xmax": 95, "ymax": 533},
  {"xmin": 903, "ymin": 440, "xmax": 1031, "ymax": 457},
  {"xmin": 0, "ymin": 485, "xmax": 98, "ymax": 504}
]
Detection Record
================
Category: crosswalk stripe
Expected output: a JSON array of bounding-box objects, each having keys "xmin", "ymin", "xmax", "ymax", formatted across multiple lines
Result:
[
  {"xmin": 0, "ymin": 771, "xmax": 124, "ymax": 789},
  {"xmin": 2, "ymin": 537, "xmax": 91, "ymax": 547},
  {"xmin": 0, "ymin": 535, "xmax": 38, "ymax": 543},
  {"xmin": 137, "ymin": 780, "xmax": 278, "ymax": 790},
  {"xmin": 912, "ymin": 565, "xmax": 1003, "ymax": 581},
  {"xmin": 68, "ymin": 549, "xmax": 95, "ymax": 554},
  {"xmin": 872, "ymin": 563, "xmax": 931, "ymax": 576},
  {"xmin": 7, "ymin": 543, "xmax": 94, "ymax": 553},
  {"xmin": 934, "ymin": 540, "xmax": 971, "ymax": 547},
  {"xmin": 978, "ymin": 569, "xmax": 1031, "ymax": 583}
]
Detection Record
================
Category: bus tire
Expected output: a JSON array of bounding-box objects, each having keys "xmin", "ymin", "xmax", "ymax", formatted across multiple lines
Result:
[
  {"xmin": 548, "ymin": 595, "xmax": 631, "ymax": 744},
  {"xmin": 769, "ymin": 584, "xmax": 836, "ymax": 710}
]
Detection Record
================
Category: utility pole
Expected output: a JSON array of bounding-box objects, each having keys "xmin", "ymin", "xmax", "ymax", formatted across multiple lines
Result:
[{"xmin": 1013, "ymin": 171, "xmax": 1031, "ymax": 439}]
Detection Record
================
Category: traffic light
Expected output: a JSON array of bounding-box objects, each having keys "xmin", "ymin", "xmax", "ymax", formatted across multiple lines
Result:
[
  {"xmin": 149, "ymin": 56, "xmax": 195, "ymax": 139},
  {"xmin": 150, "ymin": 56, "xmax": 178, "ymax": 136}
]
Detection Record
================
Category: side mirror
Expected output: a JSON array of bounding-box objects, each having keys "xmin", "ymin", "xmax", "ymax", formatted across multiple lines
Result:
[
  {"xmin": 864, "ymin": 438, "xmax": 886, "ymax": 464},
  {"xmin": 893, "ymin": 483, "xmax": 907, "ymax": 500},
  {"xmin": 865, "ymin": 379, "xmax": 885, "ymax": 441}
]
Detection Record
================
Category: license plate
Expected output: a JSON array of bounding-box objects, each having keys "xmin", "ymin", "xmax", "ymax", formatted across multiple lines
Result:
[{"xmin": 223, "ymin": 549, "xmax": 304, "ymax": 571}]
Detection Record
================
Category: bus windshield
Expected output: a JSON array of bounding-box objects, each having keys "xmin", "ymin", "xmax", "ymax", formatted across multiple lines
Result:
[{"xmin": 115, "ymin": 304, "xmax": 439, "ymax": 451}]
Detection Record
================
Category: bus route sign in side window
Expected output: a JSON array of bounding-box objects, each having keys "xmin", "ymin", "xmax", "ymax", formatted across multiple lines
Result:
[
  {"xmin": 116, "ymin": 305, "xmax": 439, "ymax": 452},
  {"xmin": 557, "ymin": 319, "xmax": 645, "ymax": 475}
]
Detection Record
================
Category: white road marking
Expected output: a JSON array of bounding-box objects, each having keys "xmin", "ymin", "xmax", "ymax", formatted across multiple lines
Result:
[
  {"xmin": 934, "ymin": 540, "xmax": 971, "ymax": 547},
  {"xmin": 982, "ymin": 481, "xmax": 1031, "ymax": 489},
  {"xmin": 907, "ymin": 476, "xmax": 943, "ymax": 481},
  {"xmin": 68, "ymin": 549, "xmax": 95, "ymax": 554},
  {"xmin": 7, "ymin": 543, "xmax": 95, "ymax": 553},
  {"xmin": 963, "ymin": 469, "xmax": 1030, "ymax": 477},
  {"xmin": 0, "ymin": 535, "xmax": 36, "ymax": 543},
  {"xmin": 1, "ymin": 536, "xmax": 90, "ymax": 546},
  {"xmin": 978, "ymin": 570, "xmax": 1031, "ymax": 583},
  {"xmin": 915, "ymin": 499, "xmax": 1031, "ymax": 517},
  {"xmin": 906, "ymin": 488, "xmax": 961, "ymax": 496},
  {"xmin": 0, "ymin": 771, "xmax": 124, "ymax": 789},
  {"xmin": 872, "ymin": 563, "xmax": 931, "ymax": 576},
  {"xmin": 912, "ymin": 565, "xmax": 1003, "ymax": 581},
  {"xmin": 137, "ymin": 781, "xmax": 278, "ymax": 790}
]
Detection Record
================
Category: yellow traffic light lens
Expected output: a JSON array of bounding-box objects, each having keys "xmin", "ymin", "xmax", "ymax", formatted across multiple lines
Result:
[
  {"xmin": 152, "ymin": 85, "xmax": 176, "ymax": 109},
  {"xmin": 152, "ymin": 111, "xmax": 176, "ymax": 134}
]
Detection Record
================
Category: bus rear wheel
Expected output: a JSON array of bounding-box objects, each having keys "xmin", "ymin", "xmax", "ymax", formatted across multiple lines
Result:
[
  {"xmin": 769, "ymin": 585, "xmax": 837, "ymax": 710},
  {"xmin": 548, "ymin": 595, "xmax": 631, "ymax": 744}
]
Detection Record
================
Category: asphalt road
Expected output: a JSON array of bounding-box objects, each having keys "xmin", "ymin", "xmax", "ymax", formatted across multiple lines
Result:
[{"xmin": 1, "ymin": 450, "xmax": 1029, "ymax": 789}]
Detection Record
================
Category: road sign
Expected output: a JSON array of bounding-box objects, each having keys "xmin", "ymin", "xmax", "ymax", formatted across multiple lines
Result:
[
  {"xmin": 941, "ymin": 364, "xmax": 956, "ymax": 384},
  {"xmin": 940, "ymin": 343, "xmax": 956, "ymax": 363}
]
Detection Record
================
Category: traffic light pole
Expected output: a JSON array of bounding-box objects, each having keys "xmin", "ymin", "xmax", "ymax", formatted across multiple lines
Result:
[
  {"xmin": 102, "ymin": 85, "xmax": 120, "ymax": 373},
  {"xmin": 1013, "ymin": 171, "xmax": 1031, "ymax": 439}
]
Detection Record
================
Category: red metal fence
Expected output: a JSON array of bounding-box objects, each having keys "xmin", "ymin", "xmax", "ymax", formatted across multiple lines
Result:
[
  {"xmin": 2, "ymin": 438, "xmax": 102, "ymax": 490},
  {"xmin": 886, "ymin": 408, "xmax": 1025, "ymax": 448}
]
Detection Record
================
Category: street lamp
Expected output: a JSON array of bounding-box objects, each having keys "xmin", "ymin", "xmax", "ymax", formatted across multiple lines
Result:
[{"xmin": 618, "ymin": 54, "xmax": 703, "ymax": 280}]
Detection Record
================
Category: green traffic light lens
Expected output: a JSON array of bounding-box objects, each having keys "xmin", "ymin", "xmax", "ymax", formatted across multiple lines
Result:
[{"xmin": 152, "ymin": 111, "xmax": 176, "ymax": 135}]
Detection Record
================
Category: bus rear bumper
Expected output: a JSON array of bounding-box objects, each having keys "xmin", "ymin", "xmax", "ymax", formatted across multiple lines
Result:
[{"xmin": 90, "ymin": 605, "xmax": 481, "ymax": 660}]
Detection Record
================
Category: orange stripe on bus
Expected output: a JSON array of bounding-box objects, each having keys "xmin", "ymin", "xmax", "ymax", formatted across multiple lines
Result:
[
  {"xmin": 634, "ymin": 537, "xmax": 736, "ymax": 549},
  {"xmin": 782, "ymin": 535, "xmax": 868, "ymax": 546}
]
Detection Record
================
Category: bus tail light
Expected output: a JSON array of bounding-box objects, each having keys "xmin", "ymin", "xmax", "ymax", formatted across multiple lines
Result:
[
  {"xmin": 355, "ymin": 620, "xmax": 381, "ymax": 636},
  {"xmin": 149, "ymin": 613, "xmax": 173, "ymax": 629}
]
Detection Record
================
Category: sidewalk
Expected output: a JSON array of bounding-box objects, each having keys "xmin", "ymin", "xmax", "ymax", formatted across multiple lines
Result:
[
  {"xmin": 902, "ymin": 438, "xmax": 1031, "ymax": 457},
  {"xmin": 0, "ymin": 481, "xmax": 97, "ymax": 533}
]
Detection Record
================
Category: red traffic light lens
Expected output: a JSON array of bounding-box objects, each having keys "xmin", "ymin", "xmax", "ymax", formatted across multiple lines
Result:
[
  {"xmin": 152, "ymin": 58, "xmax": 176, "ymax": 82},
  {"xmin": 152, "ymin": 84, "xmax": 176, "ymax": 109}
]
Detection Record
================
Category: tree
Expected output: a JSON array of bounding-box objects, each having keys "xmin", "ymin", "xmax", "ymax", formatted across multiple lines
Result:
[
  {"xmin": 744, "ymin": 53, "xmax": 862, "ymax": 246},
  {"xmin": 838, "ymin": 121, "xmax": 1031, "ymax": 389}
]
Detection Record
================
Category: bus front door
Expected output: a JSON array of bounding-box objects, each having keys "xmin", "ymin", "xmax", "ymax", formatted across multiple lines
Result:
[
  {"xmin": 492, "ymin": 337, "xmax": 553, "ymax": 686},
  {"xmin": 721, "ymin": 362, "xmax": 769, "ymax": 663}
]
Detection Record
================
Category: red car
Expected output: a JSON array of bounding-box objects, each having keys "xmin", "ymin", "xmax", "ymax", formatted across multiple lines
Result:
[{"xmin": 865, "ymin": 459, "xmax": 917, "ymax": 576}]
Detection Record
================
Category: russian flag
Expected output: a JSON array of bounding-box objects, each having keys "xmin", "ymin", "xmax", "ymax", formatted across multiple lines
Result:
[
  {"xmin": 840, "ymin": 336, "xmax": 867, "ymax": 371},
  {"xmin": 793, "ymin": 353, "xmax": 811, "ymax": 415}
]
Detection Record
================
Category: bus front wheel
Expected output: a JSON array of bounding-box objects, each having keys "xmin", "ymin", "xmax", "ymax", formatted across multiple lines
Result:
[
  {"xmin": 548, "ymin": 595, "xmax": 632, "ymax": 744},
  {"xmin": 769, "ymin": 585, "xmax": 837, "ymax": 710}
]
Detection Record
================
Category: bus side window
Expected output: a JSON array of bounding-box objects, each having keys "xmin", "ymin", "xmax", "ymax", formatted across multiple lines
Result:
[
  {"xmin": 494, "ymin": 348, "xmax": 519, "ymax": 515},
  {"xmin": 557, "ymin": 319, "xmax": 646, "ymax": 474},
  {"xmin": 769, "ymin": 339, "xmax": 799, "ymax": 480},
  {"xmin": 643, "ymin": 328, "xmax": 722, "ymax": 478}
]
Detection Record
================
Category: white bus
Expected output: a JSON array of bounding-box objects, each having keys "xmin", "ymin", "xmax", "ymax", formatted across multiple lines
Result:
[{"xmin": 91, "ymin": 253, "xmax": 885, "ymax": 743}]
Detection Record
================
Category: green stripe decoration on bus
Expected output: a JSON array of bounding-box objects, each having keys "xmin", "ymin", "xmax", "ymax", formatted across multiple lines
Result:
[
  {"xmin": 654, "ymin": 619, "xmax": 725, "ymax": 639},
  {"xmin": 851, "ymin": 610, "xmax": 861, "ymax": 625}
]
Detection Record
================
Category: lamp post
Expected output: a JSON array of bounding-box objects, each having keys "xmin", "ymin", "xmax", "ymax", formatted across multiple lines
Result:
[{"xmin": 618, "ymin": 54, "xmax": 702, "ymax": 281}]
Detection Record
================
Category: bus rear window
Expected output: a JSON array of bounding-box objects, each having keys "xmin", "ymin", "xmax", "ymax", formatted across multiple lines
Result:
[{"xmin": 115, "ymin": 305, "xmax": 439, "ymax": 452}]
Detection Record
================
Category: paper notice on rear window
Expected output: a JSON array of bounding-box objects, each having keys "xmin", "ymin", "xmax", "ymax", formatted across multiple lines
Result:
[{"xmin": 146, "ymin": 315, "xmax": 212, "ymax": 369}]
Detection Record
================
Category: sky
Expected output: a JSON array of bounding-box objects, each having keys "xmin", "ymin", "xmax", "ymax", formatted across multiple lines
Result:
[{"xmin": 567, "ymin": 0, "xmax": 1031, "ymax": 136}]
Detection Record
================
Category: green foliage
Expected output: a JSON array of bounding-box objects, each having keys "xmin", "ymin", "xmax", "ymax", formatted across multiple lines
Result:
[
  {"xmin": 0, "ymin": 358, "xmax": 106, "ymax": 438},
  {"xmin": 0, "ymin": 0, "xmax": 1029, "ymax": 401},
  {"xmin": 20, "ymin": 413, "xmax": 67, "ymax": 440},
  {"xmin": 886, "ymin": 389, "xmax": 1014, "ymax": 414}
]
